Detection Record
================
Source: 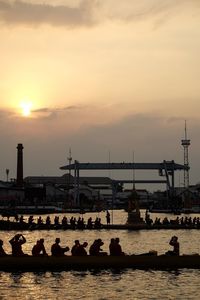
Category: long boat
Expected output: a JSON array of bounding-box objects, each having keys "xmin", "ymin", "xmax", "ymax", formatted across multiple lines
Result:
[
  {"xmin": 0, "ymin": 255, "xmax": 200, "ymax": 271},
  {"xmin": 1, "ymin": 220, "xmax": 200, "ymax": 231}
]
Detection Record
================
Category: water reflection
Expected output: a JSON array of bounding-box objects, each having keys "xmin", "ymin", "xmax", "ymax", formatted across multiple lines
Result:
[
  {"xmin": 71, "ymin": 270, "xmax": 89, "ymax": 278},
  {"xmin": 0, "ymin": 268, "xmax": 198, "ymax": 300},
  {"xmin": 0, "ymin": 210, "xmax": 200, "ymax": 299},
  {"xmin": 9, "ymin": 272, "xmax": 24, "ymax": 284}
]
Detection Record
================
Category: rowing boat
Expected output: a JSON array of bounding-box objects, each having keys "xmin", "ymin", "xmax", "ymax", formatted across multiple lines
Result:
[
  {"xmin": 1, "ymin": 220, "xmax": 200, "ymax": 231},
  {"xmin": 0, "ymin": 255, "xmax": 200, "ymax": 271}
]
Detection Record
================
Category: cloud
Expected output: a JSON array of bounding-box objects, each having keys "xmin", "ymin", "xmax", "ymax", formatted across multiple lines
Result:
[
  {"xmin": 0, "ymin": 0, "xmax": 198, "ymax": 28},
  {"xmin": 0, "ymin": 104, "xmax": 81, "ymax": 122},
  {"xmin": 31, "ymin": 105, "xmax": 81, "ymax": 119},
  {"xmin": 0, "ymin": 0, "xmax": 97, "ymax": 27}
]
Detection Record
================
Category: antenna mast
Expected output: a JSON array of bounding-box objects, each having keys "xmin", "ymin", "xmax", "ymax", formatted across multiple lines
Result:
[{"xmin": 181, "ymin": 121, "xmax": 190, "ymax": 189}]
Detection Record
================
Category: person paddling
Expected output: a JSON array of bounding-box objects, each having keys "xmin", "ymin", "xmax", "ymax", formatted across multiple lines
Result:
[
  {"xmin": 32, "ymin": 238, "xmax": 48, "ymax": 256},
  {"xmin": 51, "ymin": 238, "xmax": 69, "ymax": 256}
]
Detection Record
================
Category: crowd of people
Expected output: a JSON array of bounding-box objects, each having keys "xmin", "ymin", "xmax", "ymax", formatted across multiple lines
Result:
[
  {"xmin": 15, "ymin": 214, "xmax": 200, "ymax": 228},
  {"xmin": 0, "ymin": 234, "xmax": 126, "ymax": 257},
  {"xmin": 145, "ymin": 212, "xmax": 200, "ymax": 227},
  {"xmin": 2, "ymin": 211, "xmax": 199, "ymax": 230},
  {"xmin": 11, "ymin": 215, "xmax": 104, "ymax": 229},
  {"xmin": 0, "ymin": 234, "xmax": 179, "ymax": 257}
]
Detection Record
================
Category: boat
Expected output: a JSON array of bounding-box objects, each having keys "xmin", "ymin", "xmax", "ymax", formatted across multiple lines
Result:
[
  {"xmin": 1, "ymin": 219, "xmax": 200, "ymax": 231},
  {"xmin": 0, "ymin": 255, "xmax": 200, "ymax": 271}
]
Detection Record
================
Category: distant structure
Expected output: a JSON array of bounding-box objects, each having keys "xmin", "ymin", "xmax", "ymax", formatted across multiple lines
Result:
[
  {"xmin": 126, "ymin": 189, "xmax": 144, "ymax": 225},
  {"xmin": 181, "ymin": 121, "xmax": 190, "ymax": 189},
  {"xmin": 6, "ymin": 169, "xmax": 9, "ymax": 182},
  {"xmin": 16, "ymin": 143, "xmax": 24, "ymax": 187},
  {"xmin": 67, "ymin": 148, "xmax": 72, "ymax": 188}
]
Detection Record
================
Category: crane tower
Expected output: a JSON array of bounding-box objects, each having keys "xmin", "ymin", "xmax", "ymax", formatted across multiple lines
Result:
[{"xmin": 181, "ymin": 121, "xmax": 190, "ymax": 189}]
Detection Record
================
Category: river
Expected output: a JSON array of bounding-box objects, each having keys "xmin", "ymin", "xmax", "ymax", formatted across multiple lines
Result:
[{"xmin": 0, "ymin": 210, "xmax": 199, "ymax": 300}]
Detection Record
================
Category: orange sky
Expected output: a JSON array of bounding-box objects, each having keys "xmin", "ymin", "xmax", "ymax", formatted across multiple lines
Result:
[{"xmin": 0, "ymin": 0, "xmax": 200, "ymax": 188}]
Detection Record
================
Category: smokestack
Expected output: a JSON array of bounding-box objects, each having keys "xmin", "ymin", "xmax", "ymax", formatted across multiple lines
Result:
[{"xmin": 16, "ymin": 143, "xmax": 24, "ymax": 187}]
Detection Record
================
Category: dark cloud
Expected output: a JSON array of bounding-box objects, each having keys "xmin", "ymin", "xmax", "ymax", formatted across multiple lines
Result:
[
  {"xmin": 0, "ymin": 0, "xmax": 97, "ymax": 27},
  {"xmin": 0, "ymin": 0, "xmax": 198, "ymax": 28}
]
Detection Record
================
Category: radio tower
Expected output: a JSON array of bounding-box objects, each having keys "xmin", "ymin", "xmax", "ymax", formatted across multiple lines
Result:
[{"xmin": 181, "ymin": 121, "xmax": 190, "ymax": 189}]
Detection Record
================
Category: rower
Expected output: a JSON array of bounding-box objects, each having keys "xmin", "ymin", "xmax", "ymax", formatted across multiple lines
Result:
[
  {"xmin": 28, "ymin": 215, "xmax": 34, "ymax": 225},
  {"xmin": 110, "ymin": 238, "xmax": 125, "ymax": 256},
  {"xmin": 51, "ymin": 238, "xmax": 69, "ymax": 256},
  {"xmin": 74, "ymin": 242, "xmax": 88, "ymax": 256},
  {"xmin": 46, "ymin": 216, "xmax": 51, "ymax": 226},
  {"xmin": 89, "ymin": 239, "xmax": 107, "ymax": 256},
  {"xmin": 71, "ymin": 240, "xmax": 80, "ymax": 256},
  {"xmin": 109, "ymin": 238, "xmax": 116, "ymax": 255},
  {"xmin": 32, "ymin": 238, "xmax": 48, "ymax": 256}
]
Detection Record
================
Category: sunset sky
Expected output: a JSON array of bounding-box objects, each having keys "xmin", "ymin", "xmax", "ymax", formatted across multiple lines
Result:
[{"xmin": 0, "ymin": 0, "xmax": 200, "ymax": 189}]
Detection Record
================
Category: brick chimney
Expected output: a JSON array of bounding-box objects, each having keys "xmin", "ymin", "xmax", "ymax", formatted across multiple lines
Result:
[{"xmin": 16, "ymin": 143, "xmax": 24, "ymax": 187}]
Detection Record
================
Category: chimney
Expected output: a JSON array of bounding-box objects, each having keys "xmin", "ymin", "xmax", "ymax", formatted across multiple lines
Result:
[{"xmin": 16, "ymin": 143, "xmax": 24, "ymax": 187}]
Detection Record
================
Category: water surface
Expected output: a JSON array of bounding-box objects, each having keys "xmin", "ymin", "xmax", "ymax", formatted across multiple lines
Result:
[{"xmin": 0, "ymin": 210, "xmax": 199, "ymax": 299}]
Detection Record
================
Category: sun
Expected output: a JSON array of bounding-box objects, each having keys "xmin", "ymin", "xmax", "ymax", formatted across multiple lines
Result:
[{"xmin": 20, "ymin": 101, "xmax": 32, "ymax": 117}]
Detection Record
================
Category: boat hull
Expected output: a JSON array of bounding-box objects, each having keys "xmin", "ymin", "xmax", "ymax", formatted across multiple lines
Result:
[{"xmin": 0, "ymin": 255, "xmax": 200, "ymax": 271}]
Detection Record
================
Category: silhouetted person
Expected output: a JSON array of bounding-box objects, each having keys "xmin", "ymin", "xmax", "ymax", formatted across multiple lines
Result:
[
  {"xmin": 14, "ymin": 215, "xmax": 19, "ymax": 222},
  {"xmin": 106, "ymin": 211, "xmax": 111, "ymax": 225},
  {"xmin": 46, "ymin": 216, "xmax": 51, "ymax": 226},
  {"xmin": 28, "ymin": 215, "xmax": 34, "ymax": 225},
  {"xmin": 62, "ymin": 216, "xmax": 68, "ymax": 226},
  {"xmin": 37, "ymin": 216, "xmax": 43, "ymax": 225},
  {"xmin": 54, "ymin": 216, "xmax": 59, "ymax": 226},
  {"xmin": 114, "ymin": 238, "xmax": 125, "ymax": 256},
  {"xmin": 0, "ymin": 239, "xmax": 7, "ymax": 256},
  {"xmin": 75, "ymin": 242, "xmax": 88, "ymax": 256},
  {"xmin": 109, "ymin": 238, "xmax": 116, "ymax": 255},
  {"xmin": 9, "ymin": 234, "xmax": 27, "ymax": 256},
  {"xmin": 32, "ymin": 238, "xmax": 48, "ymax": 256},
  {"xmin": 89, "ymin": 239, "xmax": 107, "ymax": 256},
  {"xmin": 51, "ymin": 238, "xmax": 69, "ymax": 256},
  {"xmin": 19, "ymin": 215, "xmax": 25, "ymax": 224},
  {"xmin": 94, "ymin": 217, "xmax": 101, "ymax": 229},
  {"xmin": 87, "ymin": 217, "xmax": 93, "ymax": 229},
  {"xmin": 70, "ymin": 217, "xmax": 76, "ymax": 228},
  {"xmin": 71, "ymin": 240, "xmax": 80, "ymax": 256},
  {"xmin": 166, "ymin": 236, "xmax": 180, "ymax": 256}
]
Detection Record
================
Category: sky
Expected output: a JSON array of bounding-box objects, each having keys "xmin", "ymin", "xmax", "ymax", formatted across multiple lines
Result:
[{"xmin": 0, "ymin": 0, "xmax": 200, "ymax": 190}]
